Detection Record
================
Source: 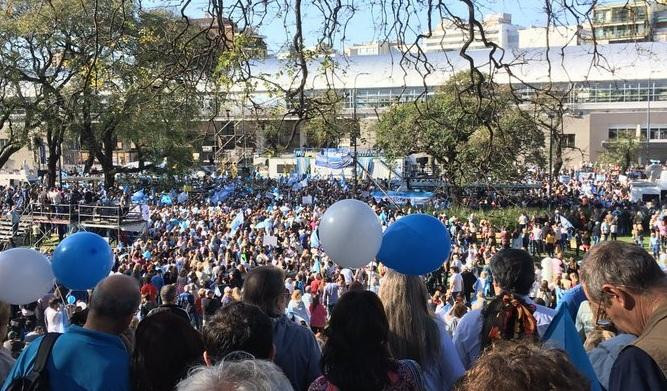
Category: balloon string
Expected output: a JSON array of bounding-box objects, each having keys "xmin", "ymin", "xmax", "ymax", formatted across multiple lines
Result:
[{"xmin": 54, "ymin": 284, "xmax": 71, "ymax": 322}]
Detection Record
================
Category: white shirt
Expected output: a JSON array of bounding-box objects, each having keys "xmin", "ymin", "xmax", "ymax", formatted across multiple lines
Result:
[
  {"xmin": 453, "ymin": 296, "xmax": 556, "ymax": 369},
  {"xmin": 340, "ymin": 268, "xmax": 354, "ymax": 285},
  {"xmin": 450, "ymin": 273, "xmax": 463, "ymax": 292},
  {"xmin": 44, "ymin": 307, "xmax": 66, "ymax": 333},
  {"xmin": 423, "ymin": 319, "xmax": 465, "ymax": 391}
]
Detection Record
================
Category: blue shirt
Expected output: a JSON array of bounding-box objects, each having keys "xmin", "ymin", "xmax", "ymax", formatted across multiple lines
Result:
[
  {"xmin": 151, "ymin": 274, "xmax": 165, "ymax": 291},
  {"xmin": 271, "ymin": 315, "xmax": 321, "ymax": 391},
  {"xmin": 2, "ymin": 326, "xmax": 130, "ymax": 391},
  {"xmin": 609, "ymin": 346, "xmax": 667, "ymax": 391},
  {"xmin": 453, "ymin": 296, "xmax": 556, "ymax": 369}
]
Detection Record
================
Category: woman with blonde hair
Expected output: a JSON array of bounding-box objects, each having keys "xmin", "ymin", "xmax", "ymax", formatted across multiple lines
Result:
[
  {"xmin": 287, "ymin": 289, "xmax": 310, "ymax": 325},
  {"xmin": 379, "ymin": 270, "xmax": 464, "ymax": 390}
]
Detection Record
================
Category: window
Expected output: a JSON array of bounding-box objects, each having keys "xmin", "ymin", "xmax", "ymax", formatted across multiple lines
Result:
[
  {"xmin": 563, "ymin": 134, "xmax": 576, "ymax": 148},
  {"xmin": 608, "ymin": 127, "xmax": 635, "ymax": 140}
]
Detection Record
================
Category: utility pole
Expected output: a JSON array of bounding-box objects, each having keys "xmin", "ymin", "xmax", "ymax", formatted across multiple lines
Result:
[{"xmin": 352, "ymin": 72, "xmax": 369, "ymax": 198}]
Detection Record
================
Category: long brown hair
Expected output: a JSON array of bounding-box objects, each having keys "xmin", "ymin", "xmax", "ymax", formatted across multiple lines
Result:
[{"xmin": 378, "ymin": 269, "xmax": 440, "ymax": 366}]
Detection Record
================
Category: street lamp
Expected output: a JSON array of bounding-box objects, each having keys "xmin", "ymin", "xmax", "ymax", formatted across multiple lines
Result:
[{"xmin": 352, "ymin": 72, "xmax": 369, "ymax": 198}]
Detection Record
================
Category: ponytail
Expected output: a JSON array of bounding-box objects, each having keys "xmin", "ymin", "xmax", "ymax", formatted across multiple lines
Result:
[{"xmin": 480, "ymin": 292, "xmax": 538, "ymax": 351}]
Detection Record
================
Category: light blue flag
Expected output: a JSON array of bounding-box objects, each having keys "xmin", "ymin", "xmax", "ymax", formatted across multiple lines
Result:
[
  {"xmin": 543, "ymin": 303, "xmax": 601, "ymax": 391},
  {"xmin": 230, "ymin": 211, "xmax": 244, "ymax": 234},
  {"xmin": 556, "ymin": 285, "xmax": 587, "ymax": 321},
  {"xmin": 310, "ymin": 229, "xmax": 320, "ymax": 248},
  {"xmin": 560, "ymin": 215, "xmax": 575, "ymax": 230}
]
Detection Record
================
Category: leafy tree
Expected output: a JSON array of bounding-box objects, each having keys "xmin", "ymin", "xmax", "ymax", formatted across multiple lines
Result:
[
  {"xmin": 374, "ymin": 72, "xmax": 544, "ymax": 187},
  {"xmin": 301, "ymin": 90, "xmax": 356, "ymax": 149},
  {"xmin": 598, "ymin": 134, "xmax": 640, "ymax": 172}
]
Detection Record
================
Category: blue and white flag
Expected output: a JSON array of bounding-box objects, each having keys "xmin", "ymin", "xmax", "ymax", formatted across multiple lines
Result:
[
  {"xmin": 560, "ymin": 215, "xmax": 574, "ymax": 230},
  {"xmin": 230, "ymin": 211, "xmax": 244, "ymax": 234}
]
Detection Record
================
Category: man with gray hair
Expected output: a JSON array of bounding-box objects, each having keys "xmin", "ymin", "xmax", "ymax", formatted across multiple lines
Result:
[
  {"xmin": 176, "ymin": 359, "xmax": 293, "ymax": 391},
  {"xmin": 147, "ymin": 283, "xmax": 190, "ymax": 322},
  {"xmin": 580, "ymin": 241, "xmax": 667, "ymax": 391},
  {"xmin": 2, "ymin": 275, "xmax": 141, "ymax": 391}
]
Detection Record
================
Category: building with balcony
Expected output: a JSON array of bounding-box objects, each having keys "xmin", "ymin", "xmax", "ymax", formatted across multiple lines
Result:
[{"xmin": 591, "ymin": 1, "xmax": 667, "ymax": 43}]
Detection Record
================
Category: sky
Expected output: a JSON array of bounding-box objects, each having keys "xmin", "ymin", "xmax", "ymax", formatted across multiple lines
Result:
[{"xmin": 145, "ymin": 0, "xmax": 610, "ymax": 53}]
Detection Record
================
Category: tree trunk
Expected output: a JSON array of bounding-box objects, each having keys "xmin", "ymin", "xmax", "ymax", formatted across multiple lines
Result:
[
  {"xmin": 0, "ymin": 144, "xmax": 23, "ymax": 171},
  {"xmin": 47, "ymin": 144, "xmax": 59, "ymax": 188},
  {"xmin": 103, "ymin": 164, "xmax": 115, "ymax": 188},
  {"xmin": 83, "ymin": 153, "xmax": 95, "ymax": 174}
]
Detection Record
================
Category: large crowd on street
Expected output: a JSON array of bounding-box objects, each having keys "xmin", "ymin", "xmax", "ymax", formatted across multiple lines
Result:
[{"xmin": 0, "ymin": 164, "xmax": 666, "ymax": 390}]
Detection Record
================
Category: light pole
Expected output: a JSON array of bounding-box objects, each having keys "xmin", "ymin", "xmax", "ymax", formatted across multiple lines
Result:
[{"xmin": 352, "ymin": 72, "xmax": 369, "ymax": 198}]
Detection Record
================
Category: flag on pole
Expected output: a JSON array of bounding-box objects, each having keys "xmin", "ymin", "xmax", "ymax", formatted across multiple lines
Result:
[
  {"xmin": 560, "ymin": 215, "xmax": 574, "ymax": 230},
  {"xmin": 230, "ymin": 211, "xmax": 244, "ymax": 234},
  {"xmin": 542, "ymin": 303, "xmax": 601, "ymax": 391}
]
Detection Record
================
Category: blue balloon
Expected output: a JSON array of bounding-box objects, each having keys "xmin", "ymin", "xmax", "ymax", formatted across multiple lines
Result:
[
  {"xmin": 376, "ymin": 214, "xmax": 451, "ymax": 275},
  {"xmin": 66, "ymin": 295, "xmax": 76, "ymax": 305},
  {"xmin": 52, "ymin": 232, "xmax": 113, "ymax": 290},
  {"xmin": 143, "ymin": 250, "xmax": 152, "ymax": 260}
]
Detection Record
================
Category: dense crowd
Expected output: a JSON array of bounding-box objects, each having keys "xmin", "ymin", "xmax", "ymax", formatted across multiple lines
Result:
[{"xmin": 0, "ymin": 164, "xmax": 666, "ymax": 390}]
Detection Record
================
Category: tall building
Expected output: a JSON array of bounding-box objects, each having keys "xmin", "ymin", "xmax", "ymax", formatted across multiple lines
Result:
[
  {"xmin": 591, "ymin": 0, "xmax": 667, "ymax": 43},
  {"xmin": 519, "ymin": 26, "xmax": 582, "ymax": 48},
  {"xmin": 344, "ymin": 42, "xmax": 393, "ymax": 57},
  {"xmin": 421, "ymin": 13, "xmax": 519, "ymax": 52}
]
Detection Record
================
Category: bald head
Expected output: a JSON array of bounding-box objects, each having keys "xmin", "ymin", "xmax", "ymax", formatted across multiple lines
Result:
[{"xmin": 88, "ymin": 275, "xmax": 140, "ymax": 333}]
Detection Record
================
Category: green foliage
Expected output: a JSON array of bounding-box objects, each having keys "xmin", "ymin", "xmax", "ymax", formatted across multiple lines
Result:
[
  {"xmin": 301, "ymin": 90, "xmax": 357, "ymax": 148},
  {"xmin": 598, "ymin": 134, "xmax": 640, "ymax": 171},
  {"xmin": 437, "ymin": 206, "xmax": 544, "ymax": 230},
  {"xmin": 374, "ymin": 72, "xmax": 544, "ymax": 186}
]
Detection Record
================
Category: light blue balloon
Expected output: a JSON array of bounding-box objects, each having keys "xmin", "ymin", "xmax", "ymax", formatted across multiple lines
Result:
[
  {"xmin": 143, "ymin": 251, "xmax": 152, "ymax": 260},
  {"xmin": 66, "ymin": 295, "xmax": 76, "ymax": 305},
  {"xmin": 376, "ymin": 214, "xmax": 451, "ymax": 275},
  {"xmin": 52, "ymin": 232, "xmax": 113, "ymax": 290}
]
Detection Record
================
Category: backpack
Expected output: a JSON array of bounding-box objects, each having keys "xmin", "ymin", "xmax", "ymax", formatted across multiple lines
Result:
[{"xmin": 7, "ymin": 333, "xmax": 61, "ymax": 391}]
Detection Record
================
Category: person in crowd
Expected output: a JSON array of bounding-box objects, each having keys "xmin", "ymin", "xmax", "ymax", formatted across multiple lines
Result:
[
  {"xmin": 201, "ymin": 290, "xmax": 221, "ymax": 327},
  {"xmin": 378, "ymin": 270, "xmax": 464, "ymax": 390},
  {"xmin": 580, "ymin": 241, "xmax": 667, "ymax": 390},
  {"xmin": 132, "ymin": 311, "xmax": 205, "ymax": 391},
  {"xmin": 323, "ymin": 276, "xmax": 339, "ymax": 317},
  {"xmin": 147, "ymin": 284, "xmax": 190, "ymax": 322},
  {"xmin": 288, "ymin": 289, "xmax": 310, "ymax": 325},
  {"xmin": 176, "ymin": 359, "xmax": 293, "ymax": 391},
  {"xmin": 44, "ymin": 298, "xmax": 66, "ymax": 333},
  {"xmin": 242, "ymin": 266, "xmax": 320, "ymax": 391},
  {"xmin": 310, "ymin": 290, "xmax": 423, "ymax": 391},
  {"xmin": 0, "ymin": 302, "xmax": 13, "ymax": 385},
  {"xmin": 453, "ymin": 249, "xmax": 556, "ymax": 369},
  {"xmin": 446, "ymin": 303, "xmax": 468, "ymax": 337},
  {"xmin": 309, "ymin": 294, "xmax": 327, "ymax": 335},
  {"xmin": 202, "ymin": 301, "xmax": 273, "ymax": 364},
  {"xmin": 454, "ymin": 342, "xmax": 589, "ymax": 391},
  {"xmin": 2, "ymin": 275, "xmax": 141, "ymax": 391}
]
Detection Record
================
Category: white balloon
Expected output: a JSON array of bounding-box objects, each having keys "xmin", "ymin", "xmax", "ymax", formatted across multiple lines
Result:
[
  {"xmin": 0, "ymin": 248, "xmax": 54, "ymax": 305},
  {"xmin": 319, "ymin": 199, "xmax": 382, "ymax": 268}
]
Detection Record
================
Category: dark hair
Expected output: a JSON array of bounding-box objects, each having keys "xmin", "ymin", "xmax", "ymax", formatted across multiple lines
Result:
[
  {"xmin": 489, "ymin": 249, "xmax": 535, "ymax": 295},
  {"xmin": 69, "ymin": 308, "xmax": 88, "ymax": 326},
  {"xmin": 203, "ymin": 302, "xmax": 273, "ymax": 363},
  {"xmin": 132, "ymin": 311, "xmax": 205, "ymax": 391},
  {"xmin": 321, "ymin": 290, "xmax": 397, "ymax": 391},
  {"xmin": 241, "ymin": 266, "xmax": 285, "ymax": 317},
  {"xmin": 455, "ymin": 342, "xmax": 589, "ymax": 391}
]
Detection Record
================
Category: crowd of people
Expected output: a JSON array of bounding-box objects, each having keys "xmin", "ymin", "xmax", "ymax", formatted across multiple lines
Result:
[{"xmin": 0, "ymin": 164, "xmax": 665, "ymax": 390}]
